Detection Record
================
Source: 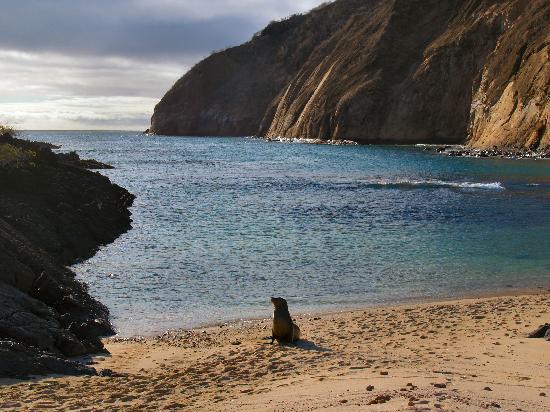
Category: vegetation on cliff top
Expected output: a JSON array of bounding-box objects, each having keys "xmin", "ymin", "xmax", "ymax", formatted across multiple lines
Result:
[
  {"xmin": 0, "ymin": 125, "xmax": 35, "ymax": 168},
  {"xmin": 0, "ymin": 124, "xmax": 16, "ymax": 138},
  {"xmin": 0, "ymin": 143, "xmax": 37, "ymax": 168}
]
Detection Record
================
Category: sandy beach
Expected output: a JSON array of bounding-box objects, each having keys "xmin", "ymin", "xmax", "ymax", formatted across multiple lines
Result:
[{"xmin": 1, "ymin": 291, "xmax": 549, "ymax": 411}]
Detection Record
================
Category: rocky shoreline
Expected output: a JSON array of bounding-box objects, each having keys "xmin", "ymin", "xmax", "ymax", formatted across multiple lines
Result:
[
  {"xmin": 0, "ymin": 130, "xmax": 134, "ymax": 378},
  {"xmin": 420, "ymin": 145, "xmax": 550, "ymax": 160},
  {"xmin": 263, "ymin": 136, "xmax": 358, "ymax": 145},
  {"xmin": 260, "ymin": 138, "xmax": 550, "ymax": 159}
]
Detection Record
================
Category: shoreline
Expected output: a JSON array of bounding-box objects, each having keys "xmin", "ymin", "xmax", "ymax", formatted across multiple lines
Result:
[
  {"xmin": 248, "ymin": 135, "xmax": 550, "ymax": 159},
  {"xmin": 418, "ymin": 144, "xmax": 550, "ymax": 160},
  {"xmin": 2, "ymin": 290, "xmax": 549, "ymax": 410},
  {"xmin": 109, "ymin": 285, "xmax": 550, "ymax": 339}
]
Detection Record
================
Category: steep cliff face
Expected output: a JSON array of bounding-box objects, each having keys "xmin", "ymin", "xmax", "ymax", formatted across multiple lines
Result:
[
  {"xmin": 0, "ymin": 133, "xmax": 134, "ymax": 377},
  {"xmin": 150, "ymin": 5, "xmax": 356, "ymax": 136},
  {"xmin": 468, "ymin": 0, "xmax": 550, "ymax": 151},
  {"xmin": 151, "ymin": 0, "xmax": 549, "ymax": 150}
]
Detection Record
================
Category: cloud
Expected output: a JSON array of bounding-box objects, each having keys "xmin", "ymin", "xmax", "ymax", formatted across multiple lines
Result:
[
  {"xmin": 0, "ymin": 50, "xmax": 185, "ymax": 98},
  {"xmin": 0, "ymin": 0, "xmax": 321, "ymax": 61},
  {"xmin": 0, "ymin": 96, "xmax": 158, "ymax": 131},
  {"xmin": 0, "ymin": 51, "xmax": 180, "ymax": 130},
  {"xmin": 0, "ymin": 0, "xmax": 326, "ymax": 130}
]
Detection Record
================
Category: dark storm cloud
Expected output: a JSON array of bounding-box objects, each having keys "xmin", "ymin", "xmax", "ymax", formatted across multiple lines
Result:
[
  {"xmin": 0, "ymin": 0, "xmax": 324, "ymax": 129},
  {"xmin": 0, "ymin": 0, "xmax": 261, "ymax": 61}
]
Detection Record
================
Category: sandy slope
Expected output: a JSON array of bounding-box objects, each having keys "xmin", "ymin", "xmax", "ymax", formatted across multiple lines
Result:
[{"xmin": 1, "ymin": 292, "xmax": 549, "ymax": 411}]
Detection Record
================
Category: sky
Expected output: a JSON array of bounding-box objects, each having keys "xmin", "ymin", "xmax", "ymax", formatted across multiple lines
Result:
[{"xmin": 0, "ymin": 0, "xmax": 325, "ymax": 130}]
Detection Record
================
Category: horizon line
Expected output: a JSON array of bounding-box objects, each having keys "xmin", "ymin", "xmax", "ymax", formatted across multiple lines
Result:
[{"xmin": 21, "ymin": 129, "xmax": 144, "ymax": 132}]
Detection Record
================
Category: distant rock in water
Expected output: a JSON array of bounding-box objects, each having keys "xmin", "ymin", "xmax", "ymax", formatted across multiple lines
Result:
[
  {"xmin": 0, "ymin": 134, "xmax": 134, "ymax": 377},
  {"xmin": 150, "ymin": 0, "xmax": 549, "ymax": 152}
]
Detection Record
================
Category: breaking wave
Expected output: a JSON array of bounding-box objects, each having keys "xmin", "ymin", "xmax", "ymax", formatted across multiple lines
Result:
[{"xmin": 358, "ymin": 179, "xmax": 505, "ymax": 190}]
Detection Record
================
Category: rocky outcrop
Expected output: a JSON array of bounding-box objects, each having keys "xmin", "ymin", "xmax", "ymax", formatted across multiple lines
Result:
[
  {"xmin": 0, "ymin": 340, "xmax": 95, "ymax": 378},
  {"xmin": 150, "ymin": 0, "xmax": 549, "ymax": 150},
  {"xmin": 0, "ymin": 132, "xmax": 134, "ymax": 377}
]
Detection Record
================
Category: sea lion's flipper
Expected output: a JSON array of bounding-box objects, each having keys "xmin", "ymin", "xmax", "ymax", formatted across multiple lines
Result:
[{"xmin": 292, "ymin": 324, "xmax": 301, "ymax": 342}]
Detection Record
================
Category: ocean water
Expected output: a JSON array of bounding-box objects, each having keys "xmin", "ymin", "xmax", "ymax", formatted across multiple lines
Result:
[{"xmin": 23, "ymin": 131, "xmax": 550, "ymax": 336}]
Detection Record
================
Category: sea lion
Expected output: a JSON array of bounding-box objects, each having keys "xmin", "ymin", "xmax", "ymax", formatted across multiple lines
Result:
[{"xmin": 270, "ymin": 297, "xmax": 301, "ymax": 343}]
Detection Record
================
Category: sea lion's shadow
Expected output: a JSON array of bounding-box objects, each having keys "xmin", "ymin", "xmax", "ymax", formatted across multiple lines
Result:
[
  {"xmin": 262, "ymin": 336, "xmax": 331, "ymax": 352},
  {"xmin": 293, "ymin": 339, "xmax": 331, "ymax": 352}
]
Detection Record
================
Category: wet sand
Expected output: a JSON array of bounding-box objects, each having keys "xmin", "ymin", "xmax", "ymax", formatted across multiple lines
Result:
[{"xmin": 1, "ymin": 292, "xmax": 549, "ymax": 411}]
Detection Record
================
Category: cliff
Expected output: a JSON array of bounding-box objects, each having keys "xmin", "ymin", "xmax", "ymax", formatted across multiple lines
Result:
[
  {"xmin": 468, "ymin": 1, "xmax": 550, "ymax": 151},
  {"xmin": 150, "ymin": 0, "xmax": 549, "ymax": 151},
  {"xmin": 0, "ymin": 131, "xmax": 134, "ymax": 378}
]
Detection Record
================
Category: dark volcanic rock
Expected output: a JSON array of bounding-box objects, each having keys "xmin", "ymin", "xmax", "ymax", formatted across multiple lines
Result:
[
  {"xmin": 0, "ymin": 340, "xmax": 95, "ymax": 378},
  {"xmin": 0, "ymin": 135, "xmax": 134, "ymax": 377},
  {"xmin": 56, "ymin": 151, "xmax": 115, "ymax": 169},
  {"xmin": 150, "ymin": 0, "xmax": 549, "ymax": 150},
  {"xmin": 528, "ymin": 323, "xmax": 550, "ymax": 339}
]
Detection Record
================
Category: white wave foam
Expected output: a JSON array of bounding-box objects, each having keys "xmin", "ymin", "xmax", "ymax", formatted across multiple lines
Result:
[
  {"xmin": 451, "ymin": 181, "xmax": 504, "ymax": 190},
  {"xmin": 359, "ymin": 179, "xmax": 505, "ymax": 190}
]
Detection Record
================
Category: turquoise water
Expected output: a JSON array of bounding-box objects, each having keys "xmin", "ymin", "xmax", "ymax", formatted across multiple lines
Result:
[{"xmin": 23, "ymin": 131, "xmax": 550, "ymax": 336}]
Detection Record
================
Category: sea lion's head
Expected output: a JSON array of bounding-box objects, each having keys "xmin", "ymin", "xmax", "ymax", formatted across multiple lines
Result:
[{"xmin": 270, "ymin": 297, "xmax": 288, "ymax": 309}]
